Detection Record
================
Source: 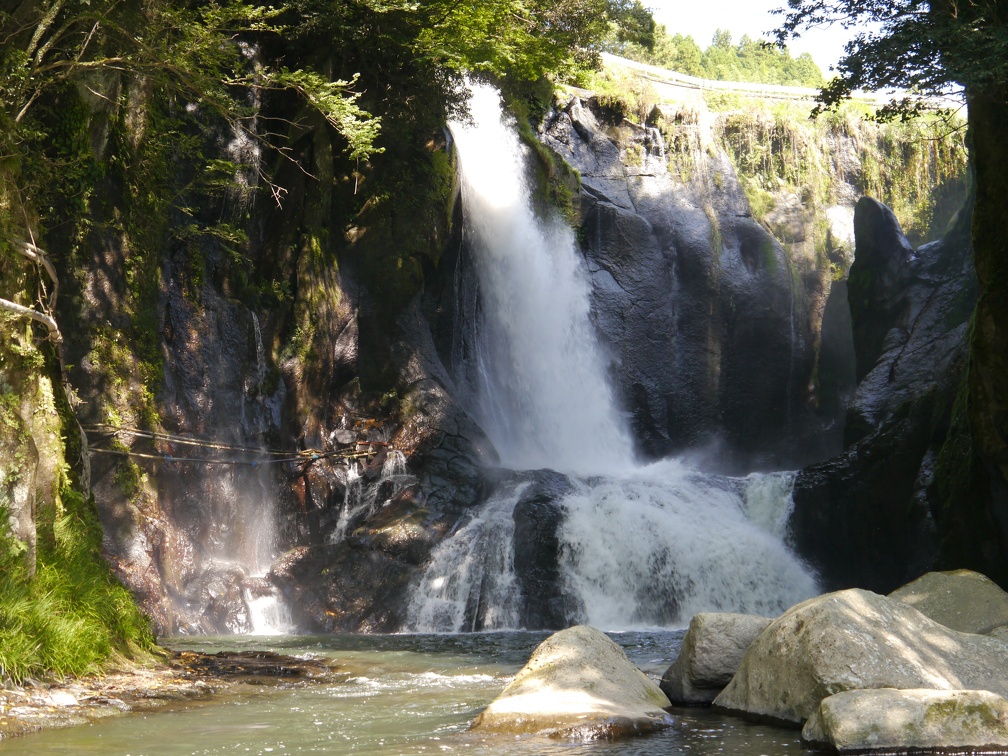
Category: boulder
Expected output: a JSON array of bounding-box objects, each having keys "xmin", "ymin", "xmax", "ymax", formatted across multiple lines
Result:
[
  {"xmin": 471, "ymin": 625, "xmax": 674, "ymax": 739},
  {"xmin": 990, "ymin": 625, "xmax": 1008, "ymax": 643},
  {"xmin": 713, "ymin": 589, "xmax": 1008, "ymax": 724},
  {"xmin": 888, "ymin": 569, "xmax": 1008, "ymax": 635},
  {"xmin": 802, "ymin": 688, "xmax": 1008, "ymax": 754},
  {"xmin": 660, "ymin": 613, "xmax": 772, "ymax": 705}
]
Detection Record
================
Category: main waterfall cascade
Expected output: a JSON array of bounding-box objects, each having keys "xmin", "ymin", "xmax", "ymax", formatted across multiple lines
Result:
[{"xmin": 405, "ymin": 85, "xmax": 819, "ymax": 631}]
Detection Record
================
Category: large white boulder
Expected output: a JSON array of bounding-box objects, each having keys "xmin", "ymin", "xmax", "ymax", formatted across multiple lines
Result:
[
  {"xmin": 888, "ymin": 569, "xmax": 1008, "ymax": 634},
  {"xmin": 471, "ymin": 625, "xmax": 674, "ymax": 738},
  {"xmin": 802, "ymin": 688, "xmax": 1008, "ymax": 753},
  {"xmin": 660, "ymin": 613, "xmax": 772, "ymax": 705},
  {"xmin": 713, "ymin": 589, "xmax": 1008, "ymax": 724}
]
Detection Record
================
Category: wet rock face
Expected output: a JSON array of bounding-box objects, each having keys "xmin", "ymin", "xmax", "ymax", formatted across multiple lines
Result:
[
  {"xmin": 511, "ymin": 470, "xmax": 580, "ymax": 630},
  {"xmin": 540, "ymin": 96, "xmax": 822, "ymax": 471},
  {"xmin": 269, "ymin": 544, "xmax": 414, "ymax": 633},
  {"xmin": 843, "ymin": 197, "xmax": 977, "ymax": 446},
  {"xmin": 789, "ymin": 198, "xmax": 976, "ymax": 592}
]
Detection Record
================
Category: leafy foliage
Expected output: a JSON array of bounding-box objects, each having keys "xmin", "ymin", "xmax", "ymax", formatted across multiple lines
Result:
[{"xmin": 773, "ymin": 0, "xmax": 1008, "ymax": 116}]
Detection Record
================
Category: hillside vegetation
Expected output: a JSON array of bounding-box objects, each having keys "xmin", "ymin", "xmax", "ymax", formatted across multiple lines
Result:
[{"xmin": 608, "ymin": 25, "xmax": 825, "ymax": 87}]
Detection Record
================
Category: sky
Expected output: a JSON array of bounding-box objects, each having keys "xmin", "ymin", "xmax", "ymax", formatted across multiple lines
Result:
[{"xmin": 645, "ymin": 0, "xmax": 856, "ymax": 75}]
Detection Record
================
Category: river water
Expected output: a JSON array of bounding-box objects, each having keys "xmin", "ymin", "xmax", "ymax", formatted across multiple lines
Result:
[{"xmin": 0, "ymin": 631, "xmax": 804, "ymax": 755}]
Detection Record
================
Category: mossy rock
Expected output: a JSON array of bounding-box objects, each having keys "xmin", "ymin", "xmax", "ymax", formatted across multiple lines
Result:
[{"xmin": 889, "ymin": 569, "xmax": 1008, "ymax": 635}]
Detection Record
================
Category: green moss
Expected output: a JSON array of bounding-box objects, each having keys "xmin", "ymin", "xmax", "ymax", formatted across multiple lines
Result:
[
  {"xmin": 705, "ymin": 204, "xmax": 723, "ymax": 252},
  {"xmin": 924, "ymin": 698, "xmax": 1002, "ymax": 730},
  {"xmin": 761, "ymin": 237, "xmax": 779, "ymax": 272},
  {"xmin": 741, "ymin": 177, "xmax": 776, "ymax": 221},
  {"xmin": 571, "ymin": 68, "xmax": 656, "ymax": 125},
  {"xmin": 518, "ymin": 121, "xmax": 581, "ymax": 225},
  {"xmin": 624, "ymin": 142, "xmax": 645, "ymax": 167},
  {"xmin": 110, "ymin": 438, "xmax": 144, "ymax": 501}
]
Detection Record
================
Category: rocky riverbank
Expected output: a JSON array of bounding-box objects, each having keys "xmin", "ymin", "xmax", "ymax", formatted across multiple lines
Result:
[
  {"xmin": 474, "ymin": 569, "xmax": 1008, "ymax": 752},
  {"xmin": 0, "ymin": 651, "xmax": 341, "ymax": 742}
]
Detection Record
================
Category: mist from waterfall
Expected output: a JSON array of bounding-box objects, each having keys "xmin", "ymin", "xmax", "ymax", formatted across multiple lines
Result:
[{"xmin": 405, "ymin": 84, "xmax": 819, "ymax": 631}]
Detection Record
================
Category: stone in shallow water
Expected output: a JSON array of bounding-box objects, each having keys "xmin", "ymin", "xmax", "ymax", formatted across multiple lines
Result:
[
  {"xmin": 471, "ymin": 625, "xmax": 674, "ymax": 739},
  {"xmin": 802, "ymin": 688, "xmax": 1008, "ymax": 753},
  {"xmin": 713, "ymin": 588, "xmax": 1008, "ymax": 724},
  {"xmin": 888, "ymin": 569, "xmax": 1008, "ymax": 635},
  {"xmin": 660, "ymin": 613, "xmax": 772, "ymax": 705}
]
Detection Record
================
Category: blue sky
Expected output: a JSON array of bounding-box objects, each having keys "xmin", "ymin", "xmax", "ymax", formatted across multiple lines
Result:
[{"xmin": 645, "ymin": 0, "xmax": 856, "ymax": 75}]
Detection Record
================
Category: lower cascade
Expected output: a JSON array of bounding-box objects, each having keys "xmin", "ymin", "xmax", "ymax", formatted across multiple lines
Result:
[{"xmin": 406, "ymin": 84, "xmax": 819, "ymax": 631}]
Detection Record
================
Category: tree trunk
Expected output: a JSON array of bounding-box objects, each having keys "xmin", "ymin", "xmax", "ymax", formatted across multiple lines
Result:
[{"xmin": 966, "ymin": 85, "xmax": 1008, "ymax": 569}]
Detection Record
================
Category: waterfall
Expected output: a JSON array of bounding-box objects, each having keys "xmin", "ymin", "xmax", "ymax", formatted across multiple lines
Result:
[
  {"xmin": 406, "ymin": 84, "xmax": 818, "ymax": 631},
  {"xmin": 229, "ymin": 314, "xmax": 291, "ymax": 635},
  {"xmin": 452, "ymin": 84, "xmax": 634, "ymax": 476}
]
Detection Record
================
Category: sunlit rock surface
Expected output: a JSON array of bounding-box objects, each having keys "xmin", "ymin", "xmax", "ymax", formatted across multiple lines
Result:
[
  {"xmin": 471, "ymin": 625, "xmax": 674, "ymax": 739},
  {"xmin": 802, "ymin": 688, "xmax": 1008, "ymax": 754},
  {"xmin": 540, "ymin": 94, "xmax": 832, "ymax": 471},
  {"xmin": 660, "ymin": 613, "xmax": 772, "ymax": 705},
  {"xmin": 713, "ymin": 589, "xmax": 1008, "ymax": 724},
  {"xmin": 888, "ymin": 569, "xmax": 1008, "ymax": 635}
]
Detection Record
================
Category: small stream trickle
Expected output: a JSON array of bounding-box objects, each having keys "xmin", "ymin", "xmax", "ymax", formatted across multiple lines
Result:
[{"xmin": 404, "ymin": 480, "xmax": 529, "ymax": 633}]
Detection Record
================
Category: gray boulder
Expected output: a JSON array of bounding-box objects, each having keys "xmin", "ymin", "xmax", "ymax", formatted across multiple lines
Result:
[
  {"xmin": 713, "ymin": 589, "xmax": 1008, "ymax": 724},
  {"xmin": 888, "ymin": 569, "xmax": 1008, "ymax": 635},
  {"xmin": 660, "ymin": 613, "xmax": 772, "ymax": 705},
  {"xmin": 802, "ymin": 688, "xmax": 1008, "ymax": 754},
  {"xmin": 471, "ymin": 625, "xmax": 673, "ymax": 739}
]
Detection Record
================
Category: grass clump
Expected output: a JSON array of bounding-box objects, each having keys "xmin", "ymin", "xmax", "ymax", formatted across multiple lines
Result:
[{"xmin": 0, "ymin": 486, "xmax": 155, "ymax": 684}]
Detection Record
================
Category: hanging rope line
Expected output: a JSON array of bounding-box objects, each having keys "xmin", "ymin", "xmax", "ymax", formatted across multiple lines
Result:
[{"xmin": 83, "ymin": 424, "xmax": 396, "ymax": 468}]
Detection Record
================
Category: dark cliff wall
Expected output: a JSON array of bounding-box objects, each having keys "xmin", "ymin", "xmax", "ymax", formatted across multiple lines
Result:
[{"xmin": 787, "ymin": 196, "xmax": 1008, "ymax": 591}]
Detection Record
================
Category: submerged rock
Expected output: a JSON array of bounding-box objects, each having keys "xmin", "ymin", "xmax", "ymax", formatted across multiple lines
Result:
[
  {"xmin": 713, "ymin": 589, "xmax": 1008, "ymax": 724},
  {"xmin": 802, "ymin": 688, "xmax": 1008, "ymax": 754},
  {"xmin": 471, "ymin": 625, "xmax": 674, "ymax": 739},
  {"xmin": 660, "ymin": 613, "xmax": 772, "ymax": 705},
  {"xmin": 888, "ymin": 569, "xmax": 1008, "ymax": 635}
]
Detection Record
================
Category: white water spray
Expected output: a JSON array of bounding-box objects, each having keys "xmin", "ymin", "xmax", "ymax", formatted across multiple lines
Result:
[
  {"xmin": 408, "ymin": 84, "xmax": 818, "ymax": 631},
  {"xmin": 332, "ymin": 450, "xmax": 413, "ymax": 542}
]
